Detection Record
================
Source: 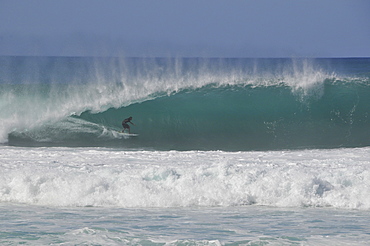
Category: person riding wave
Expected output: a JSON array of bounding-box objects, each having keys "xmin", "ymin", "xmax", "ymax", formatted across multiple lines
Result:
[{"xmin": 122, "ymin": 116, "xmax": 135, "ymax": 134}]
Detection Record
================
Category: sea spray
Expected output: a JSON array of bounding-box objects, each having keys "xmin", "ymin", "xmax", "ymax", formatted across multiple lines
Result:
[
  {"xmin": 1, "ymin": 57, "xmax": 369, "ymax": 150},
  {"xmin": 0, "ymin": 57, "xmax": 244, "ymax": 142},
  {"xmin": 1, "ymin": 57, "xmax": 370, "ymax": 245}
]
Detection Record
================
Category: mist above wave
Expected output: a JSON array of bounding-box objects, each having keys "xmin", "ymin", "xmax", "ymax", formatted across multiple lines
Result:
[{"xmin": 0, "ymin": 57, "xmax": 363, "ymax": 144}]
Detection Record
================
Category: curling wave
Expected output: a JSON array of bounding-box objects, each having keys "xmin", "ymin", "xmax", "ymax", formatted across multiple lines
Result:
[{"xmin": 1, "ymin": 56, "xmax": 370, "ymax": 150}]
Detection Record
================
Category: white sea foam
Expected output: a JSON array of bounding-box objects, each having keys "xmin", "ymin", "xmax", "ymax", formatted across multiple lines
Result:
[{"xmin": 1, "ymin": 146, "xmax": 369, "ymax": 209}]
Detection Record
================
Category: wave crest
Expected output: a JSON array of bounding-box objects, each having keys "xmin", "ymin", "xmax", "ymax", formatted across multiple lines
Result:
[{"xmin": 1, "ymin": 57, "xmax": 369, "ymax": 149}]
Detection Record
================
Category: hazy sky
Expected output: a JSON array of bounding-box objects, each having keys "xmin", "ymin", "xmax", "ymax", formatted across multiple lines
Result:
[{"xmin": 1, "ymin": 0, "xmax": 369, "ymax": 57}]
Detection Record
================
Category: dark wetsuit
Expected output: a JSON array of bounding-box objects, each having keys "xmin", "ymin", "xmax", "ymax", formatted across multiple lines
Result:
[{"xmin": 122, "ymin": 118, "xmax": 132, "ymax": 129}]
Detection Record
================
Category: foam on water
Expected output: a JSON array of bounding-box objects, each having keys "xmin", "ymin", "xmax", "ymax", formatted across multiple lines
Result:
[
  {"xmin": 2, "ymin": 57, "xmax": 370, "ymax": 245},
  {"xmin": 1, "ymin": 146, "xmax": 369, "ymax": 209}
]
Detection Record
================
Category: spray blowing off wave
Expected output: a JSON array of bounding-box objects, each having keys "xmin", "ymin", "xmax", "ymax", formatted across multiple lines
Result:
[
  {"xmin": 8, "ymin": 78, "xmax": 370, "ymax": 150},
  {"xmin": 1, "ymin": 56, "xmax": 264, "ymax": 143},
  {"xmin": 0, "ymin": 57, "xmax": 209, "ymax": 142},
  {"xmin": 1, "ymin": 56, "xmax": 370, "ymax": 150}
]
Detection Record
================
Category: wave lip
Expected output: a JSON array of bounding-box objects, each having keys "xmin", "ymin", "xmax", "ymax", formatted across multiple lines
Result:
[
  {"xmin": 1, "ymin": 57, "xmax": 370, "ymax": 150},
  {"xmin": 10, "ymin": 77, "xmax": 367, "ymax": 150}
]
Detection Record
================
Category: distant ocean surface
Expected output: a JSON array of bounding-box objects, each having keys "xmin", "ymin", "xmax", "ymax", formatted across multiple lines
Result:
[{"xmin": 1, "ymin": 56, "xmax": 370, "ymax": 245}]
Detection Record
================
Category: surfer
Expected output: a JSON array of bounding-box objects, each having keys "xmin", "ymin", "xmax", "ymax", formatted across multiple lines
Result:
[{"xmin": 122, "ymin": 116, "xmax": 135, "ymax": 133}]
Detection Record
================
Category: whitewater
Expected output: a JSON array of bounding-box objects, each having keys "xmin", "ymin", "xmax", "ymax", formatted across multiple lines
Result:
[{"xmin": 1, "ymin": 56, "xmax": 370, "ymax": 245}]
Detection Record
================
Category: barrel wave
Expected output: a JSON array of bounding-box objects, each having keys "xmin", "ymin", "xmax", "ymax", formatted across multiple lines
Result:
[
  {"xmin": 71, "ymin": 80, "xmax": 370, "ymax": 150},
  {"xmin": 2, "ymin": 56, "xmax": 370, "ymax": 150}
]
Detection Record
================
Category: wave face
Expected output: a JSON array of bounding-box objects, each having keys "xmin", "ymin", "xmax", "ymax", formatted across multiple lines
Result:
[{"xmin": 1, "ymin": 56, "xmax": 370, "ymax": 150}]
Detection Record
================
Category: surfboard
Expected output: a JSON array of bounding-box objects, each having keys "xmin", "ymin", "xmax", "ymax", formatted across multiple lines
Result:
[{"xmin": 115, "ymin": 131, "xmax": 139, "ymax": 137}]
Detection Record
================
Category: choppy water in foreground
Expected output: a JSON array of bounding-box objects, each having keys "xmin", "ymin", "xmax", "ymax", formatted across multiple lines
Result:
[{"xmin": 1, "ymin": 146, "xmax": 370, "ymax": 245}]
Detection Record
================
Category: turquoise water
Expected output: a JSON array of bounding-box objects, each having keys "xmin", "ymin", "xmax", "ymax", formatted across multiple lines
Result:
[
  {"xmin": 1, "ymin": 56, "xmax": 370, "ymax": 245},
  {"xmin": 1, "ymin": 57, "xmax": 369, "ymax": 150}
]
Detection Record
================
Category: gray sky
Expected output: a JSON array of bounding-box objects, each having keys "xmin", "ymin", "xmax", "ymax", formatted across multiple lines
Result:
[{"xmin": 0, "ymin": 0, "xmax": 369, "ymax": 57}]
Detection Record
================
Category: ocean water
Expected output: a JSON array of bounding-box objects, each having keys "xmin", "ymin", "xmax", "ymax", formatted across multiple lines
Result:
[{"xmin": 0, "ymin": 56, "xmax": 370, "ymax": 245}]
